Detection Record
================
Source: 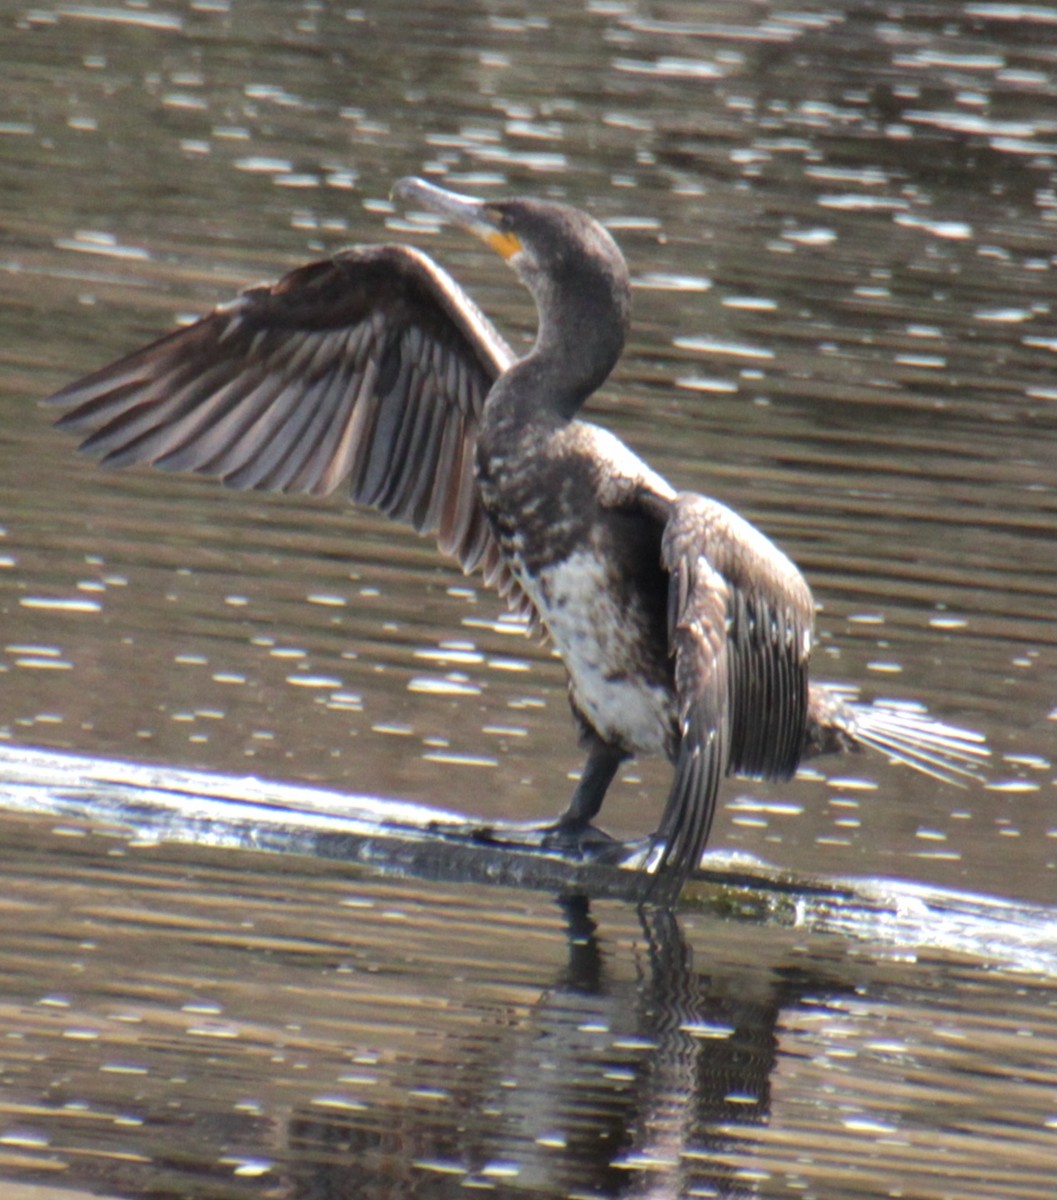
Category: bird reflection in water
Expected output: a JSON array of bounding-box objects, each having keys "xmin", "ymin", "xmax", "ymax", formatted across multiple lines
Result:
[
  {"xmin": 46, "ymin": 177, "xmax": 988, "ymax": 899},
  {"xmin": 283, "ymin": 894, "xmax": 849, "ymax": 1198}
]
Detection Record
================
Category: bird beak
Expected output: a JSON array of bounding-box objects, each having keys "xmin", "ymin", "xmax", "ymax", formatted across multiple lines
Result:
[{"xmin": 392, "ymin": 177, "xmax": 523, "ymax": 262}]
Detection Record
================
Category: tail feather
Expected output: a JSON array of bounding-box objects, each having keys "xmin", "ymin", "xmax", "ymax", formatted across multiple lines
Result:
[{"xmin": 806, "ymin": 684, "xmax": 990, "ymax": 786}]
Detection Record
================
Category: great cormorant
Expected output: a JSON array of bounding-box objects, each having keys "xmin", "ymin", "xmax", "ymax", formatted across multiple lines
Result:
[{"xmin": 45, "ymin": 177, "xmax": 987, "ymax": 899}]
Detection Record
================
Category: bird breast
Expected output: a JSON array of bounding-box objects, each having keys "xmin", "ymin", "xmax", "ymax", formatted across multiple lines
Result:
[
  {"xmin": 476, "ymin": 416, "xmax": 678, "ymax": 755},
  {"xmin": 532, "ymin": 548, "xmax": 676, "ymax": 756}
]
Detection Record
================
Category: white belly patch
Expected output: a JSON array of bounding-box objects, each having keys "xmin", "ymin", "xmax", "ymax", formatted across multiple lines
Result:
[{"xmin": 528, "ymin": 550, "xmax": 673, "ymax": 755}]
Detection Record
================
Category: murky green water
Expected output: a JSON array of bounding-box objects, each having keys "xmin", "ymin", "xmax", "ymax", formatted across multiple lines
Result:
[{"xmin": 1, "ymin": 1, "xmax": 1056, "ymax": 1196}]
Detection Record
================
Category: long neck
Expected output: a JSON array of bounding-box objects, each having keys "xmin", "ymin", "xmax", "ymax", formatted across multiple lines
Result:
[
  {"xmin": 478, "ymin": 360, "xmax": 556, "ymax": 441},
  {"xmin": 488, "ymin": 269, "xmax": 628, "ymax": 425}
]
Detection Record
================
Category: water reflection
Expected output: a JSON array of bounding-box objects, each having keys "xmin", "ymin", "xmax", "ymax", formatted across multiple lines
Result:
[
  {"xmin": 284, "ymin": 895, "xmax": 836, "ymax": 1200},
  {"xmin": 0, "ymin": 772, "xmax": 1051, "ymax": 1195},
  {"xmin": 1, "ymin": 812, "xmax": 1052, "ymax": 1200}
]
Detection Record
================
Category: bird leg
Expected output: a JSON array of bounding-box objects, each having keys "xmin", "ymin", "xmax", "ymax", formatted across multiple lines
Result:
[
  {"xmin": 553, "ymin": 735, "xmax": 627, "ymax": 835},
  {"xmin": 467, "ymin": 736, "xmax": 629, "ymax": 859}
]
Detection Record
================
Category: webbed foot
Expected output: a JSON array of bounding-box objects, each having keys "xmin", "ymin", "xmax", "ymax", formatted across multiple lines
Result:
[{"xmin": 468, "ymin": 817, "xmax": 626, "ymax": 863}]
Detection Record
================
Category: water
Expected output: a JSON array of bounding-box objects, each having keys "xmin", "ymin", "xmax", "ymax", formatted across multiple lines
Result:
[
  {"xmin": 0, "ymin": 764, "xmax": 1055, "ymax": 1199},
  {"xmin": 1, "ymin": 1, "xmax": 1056, "ymax": 1195}
]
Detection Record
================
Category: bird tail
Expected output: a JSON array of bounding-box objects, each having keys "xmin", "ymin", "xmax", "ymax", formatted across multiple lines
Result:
[{"xmin": 804, "ymin": 684, "xmax": 990, "ymax": 785}]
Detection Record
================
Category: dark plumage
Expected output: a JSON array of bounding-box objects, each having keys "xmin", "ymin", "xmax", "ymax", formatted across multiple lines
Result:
[{"xmin": 45, "ymin": 177, "xmax": 987, "ymax": 899}]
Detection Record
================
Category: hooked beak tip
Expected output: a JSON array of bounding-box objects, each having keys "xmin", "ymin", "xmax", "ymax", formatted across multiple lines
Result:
[{"xmin": 392, "ymin": 177, "xmax": 522, "ymax": 262}]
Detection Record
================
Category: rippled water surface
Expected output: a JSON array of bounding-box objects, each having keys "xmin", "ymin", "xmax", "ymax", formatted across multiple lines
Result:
[{"xmin": 2, "ymin": 1, "xmax": 1056, "ymax": 1196}]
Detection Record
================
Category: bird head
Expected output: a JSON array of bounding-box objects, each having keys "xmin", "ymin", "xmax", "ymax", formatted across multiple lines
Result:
[{"xmin": 393, "ymin": 177, "xmax": 630, "ymax": 408}]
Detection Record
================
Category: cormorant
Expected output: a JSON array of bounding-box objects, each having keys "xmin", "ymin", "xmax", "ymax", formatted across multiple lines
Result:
[{"xmin": 45, "ymin": 177, "xmax": 987, "ymax": 899}]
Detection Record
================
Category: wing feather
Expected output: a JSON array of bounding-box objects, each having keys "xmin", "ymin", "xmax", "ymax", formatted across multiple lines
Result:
[
  {"xmin": 646, "ymin": 491, "xmax": 815, "ymax": 895},
  {"xmin": 646, "ymin": 544, "xmax": 729, "ymax": 897},
  {"xmin": 684, "ymin": 496, "xmax": 814, "ymax": 781},
  {"xmin": 46, "ymin": 245, "xmax": 537, "ymax": 618}
]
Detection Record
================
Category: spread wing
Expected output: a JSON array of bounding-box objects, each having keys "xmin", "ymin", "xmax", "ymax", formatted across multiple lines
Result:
[
  {"xmin": 648, "ymin": 540, "xmax": 729, "ymax": 898},
  {"xmin": 45, "ymin": 243, "xmax": 534, "ymax": 615},
  {"xmin": 647, "ymin": 492, "xmax": 814, "ymax": 896}
]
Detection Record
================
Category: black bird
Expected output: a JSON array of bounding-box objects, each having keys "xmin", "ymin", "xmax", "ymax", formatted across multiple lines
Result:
[{"xmin": 45, "ymin": 177, "xmax": 987, "ymax": 898}]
